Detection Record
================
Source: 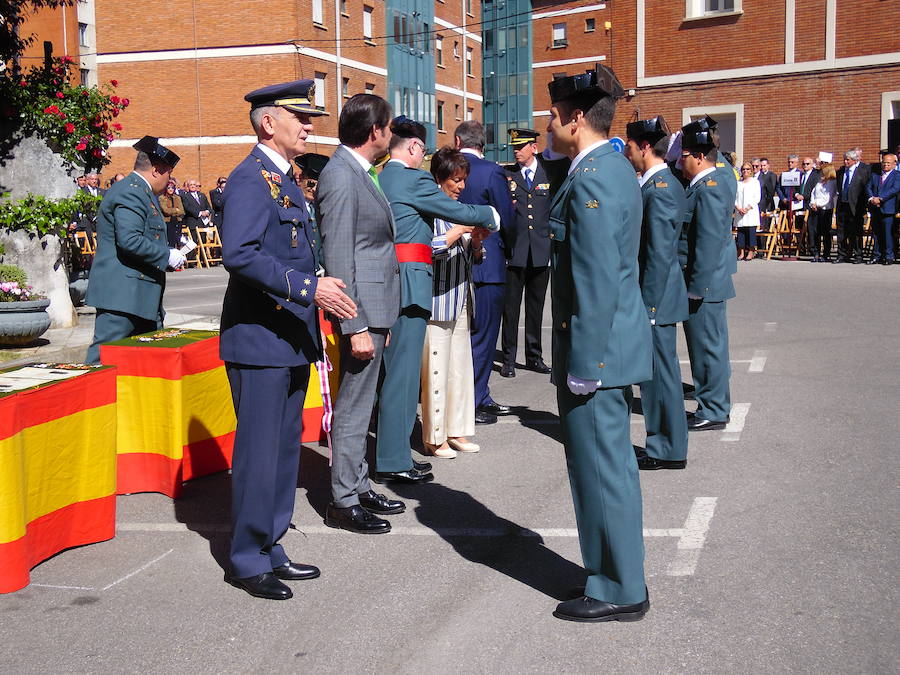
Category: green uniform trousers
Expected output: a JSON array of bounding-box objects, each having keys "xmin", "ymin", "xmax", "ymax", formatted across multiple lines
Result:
[
  {"xmin": 683, "ymin": 299, "xmax": 731, "ymax": 423},
  {"xmin": 557, "ymin": 384, "xmax": 646, "ymax": 605},
  {"xmin": 640, "ymin": 323, "xmax": 689, "ymax": 461},
  {"xmin": 87, "ymin": 308, "xmax": 162, "ymax": 364}
]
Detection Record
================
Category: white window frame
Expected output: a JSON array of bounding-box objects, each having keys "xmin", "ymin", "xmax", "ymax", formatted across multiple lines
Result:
[
  {"xmin": 78, "ymin": 22, "xmax": 89, "ymax": 47},
  {"xmin": 437, "ymin": 101, "xmax": 445, "ymax": 131},
  {"xmin": 881, "ymin": 91, "xmax": 900, "ymax": 149},
  {"xmin": 365, "ymin": 82, "xmax": 375, "ymax": 94},
  {"xmin": 552, "ymin": 23, "xmax": 567, "ymax": 48},
  {"xmin": 314, "ymin": 72, "xmax": 326, "ymax": 109},
  {"xmin": 453, "ymin": 40, "xmax": 459, "ymax": 59},
  {"xmin": 685, "ymin": 0, "xmax": 741, "ymax": 20},
  {"xmin": 466, "ymin": 46, "xmax": 473, "ymax": 75},
  {"xmin": 682, "ymin": 104, "xmax": 744, "ymax": 164},
  {"xmin": 585, "ymin": 18, "xmax": 596, "ymax": 33},
  {"xmin": 363, "ymin": 6, "xmax": 373, "ymax": 39},
  {"xmin": 312, "ymin": 0, "xmax": 324, "ymax": 26},
  {"xmin": 436, "ymin": 36, "xmax": 443, "ymax": 65}
]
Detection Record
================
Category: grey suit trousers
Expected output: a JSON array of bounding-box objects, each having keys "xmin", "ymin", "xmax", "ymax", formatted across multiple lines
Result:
[{"xmin": 330, "ymin": 328, "xmax": 388, "ymax": 507}]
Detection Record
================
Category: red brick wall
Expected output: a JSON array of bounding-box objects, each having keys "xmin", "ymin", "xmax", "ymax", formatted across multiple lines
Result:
[
  {"xmin": 836, "ymin": 0, "xmax": 900, "ymax": 59},
  {"xmin": 795, "ymin": 0, "xmax": 827, "ymax": 63},
  {"xmin": 19, "ymin": 4, "xmax": 80, "ymax": 64}
]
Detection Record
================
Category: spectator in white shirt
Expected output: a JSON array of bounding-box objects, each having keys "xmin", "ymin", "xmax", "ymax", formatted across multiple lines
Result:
[{"xmin": 734, "ymin": 162, "xmax": 761, "ymax": 260}]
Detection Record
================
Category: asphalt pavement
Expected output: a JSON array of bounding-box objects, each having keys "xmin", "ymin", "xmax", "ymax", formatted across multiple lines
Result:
[{"xmin": 1, "ymin": 261, "xmax": 898, "ymax": 673}]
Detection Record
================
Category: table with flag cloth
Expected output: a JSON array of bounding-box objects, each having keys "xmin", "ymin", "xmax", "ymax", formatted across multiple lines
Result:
[
  {"xmin": 0, "ymin": 364, "xmax": 117, "ymax": 594},
  {"xmin": 100, "ymin": 318, "xmax": 338, "ymax": 498}
]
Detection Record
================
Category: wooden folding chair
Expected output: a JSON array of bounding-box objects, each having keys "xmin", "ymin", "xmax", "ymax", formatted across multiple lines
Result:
[
  {"xmin": 181, "ymin": 225, "xmax": 204, "ymax": 268},
  {"xmin": 74, "ymin": 231, "xmax": 94, "ymax": 255},
  {"xmin": 757, "ymin": 211, "xmax": 779, "ymax": 260},
  {"xmin": 195, "ymin": 226, "xmax": 222, "ymax": 267}
]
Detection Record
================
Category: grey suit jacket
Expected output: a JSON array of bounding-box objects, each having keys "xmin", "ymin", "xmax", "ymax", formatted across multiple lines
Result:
[{"xmin": 316, "ymin": 145, "xmax": 400, "ymax": 334}]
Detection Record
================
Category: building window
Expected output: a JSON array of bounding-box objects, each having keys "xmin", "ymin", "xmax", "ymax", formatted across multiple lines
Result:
[
  {"xmin": 466, "ymin": 107, "xmax": 473, "ymax": 121},
  {"xmin": 363, "ymin": 6, "xmax": 373, "ymax": 39},
  {"xmin": 552, "ymin": 23, "xmax": 567, "ymax": 48},
  {"xmin": 453, "ymin": 41, "xmax": 459, "ymax": 59},
  {"xmin": 365, "ymin": 82, "xmax": 375, "ymax": 94},
  {"xmin": 79, "ymin": 68, "xmax": 89, "ymax": 86},
  {"xmin": 436, "ymin": 36, "xmax": 443, "ymax": 65},
  {"xmin": 465, "ymin": 0, "xmax": 473, "ymax": 16},
  {"xmin": 454, "ymin": 103, "xmax": 460, "ymax": 120},
  {"xmin": 466, "ymin": 46, "xmax": 473, "ymax": 75},
  {"xmin": 685, "ymin": 0, "xmax": 740, "ymax": 18},
  {"xmin": 683, "ymin": 104, "xmax": 744, "ymax": 162},
  {"xmin": 342, "ymin": 77, "xmax": 350, "ymax": 98},
  {"xmin": 585, "ymin": 18, "xmax": 595, "ymax": 32},
  {"xmin": 881, "ymin": 91, "xmax": 900, "ymax": 150},
  {"xmin": 314, "ymin": 72, "xmax": 326, "ymax": 110},
  {"xmin": 312, "ymin": 0, "xmax": 324, "ymax": 26},
  {"xmin": 78, "ymin": 22, "xmax": 88, "ymax": 46},
  {"xmin": 340, "ymin": 0, "xmax": 347, "ymax": 15},
  {"xmin": 437, "ymin": 101, "xmax": 445, "ymax": 131}
]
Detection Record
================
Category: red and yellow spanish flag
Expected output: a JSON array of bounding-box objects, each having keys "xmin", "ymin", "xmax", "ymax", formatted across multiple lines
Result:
[{"xmin": 0, "ymin": 368, "xmax": 117, "ymax": 594}]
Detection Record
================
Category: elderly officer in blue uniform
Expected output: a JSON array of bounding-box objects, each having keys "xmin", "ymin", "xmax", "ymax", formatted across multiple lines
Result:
[
  {"xmin": 219, "ymin": 80, "xmax": 357, "ymax": 600},
  {"xmin": 545, "ymin": 64, "xmax": 652, "ymax": 622},
  {"xmin": 376, "ymin": 116, "xmax": 497, "ymax": 479},
  {"xmin": 499, "ymin": 128, "xmax": 553, "ymax": 379},
  {"xmin": 678, "ymin": 119, "xmax": 738, "ymax": 432},
  {"xmin": 624, "ymin": 116, "xmax": 690, "ymax": 470},
  {"xmin": 85, "ymin": 136, "xmax": 185, "ymax": 363}
]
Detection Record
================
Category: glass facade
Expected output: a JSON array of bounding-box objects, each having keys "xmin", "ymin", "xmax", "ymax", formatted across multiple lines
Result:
[
  {"xmin": 482, "ymin": 0, "xmax": 532, "ymax": 162},
  {"xmin": 386, "ymin": 0, "xmax": 437, "ymax": 149}
]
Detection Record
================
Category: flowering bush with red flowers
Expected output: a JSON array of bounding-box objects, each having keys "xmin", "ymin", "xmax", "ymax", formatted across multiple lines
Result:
[{"xmin": 0, "ymin": 56, "xmax": 129, "ymax": 171}]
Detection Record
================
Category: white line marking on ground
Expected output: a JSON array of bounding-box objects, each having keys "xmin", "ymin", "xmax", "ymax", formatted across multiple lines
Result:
[
  {"xmin": 118, "ymin": 523, "xmax": 229, "ymax": 532},
  {"xmin": 163, "ymin": 302, "xmax": 224, "ymax": 312},
  {"xmin": 764, "ymin": 322, "xmax": 778, "ymax": 332},
  {"xmin": 679, "ymin": 359, "xmax": 751, "ymax": 365},
  {"xmin": 165, "ymin": 284, "xmax": 227, "ymax": 293},
  {"xmin": 496, "ymin": 417, "xmax": 643, "ymax": 426},
  {"xmin": 721, "ymin": 403, "xmax": 751, "ymax": 441},
  {"xmin": 31, "ymin": 584, "xmax": 96, "ymax": 590},
  {"xmin": 667, "ymin": 497, "xmax": 717, "ymax": 576},
  {"xmin": 748, "ymin": 350, "xmax": 768, "ymax": 373},
  {"xmin": 100, "ymin": 548, "xmax": 174, "ymax": 591}
]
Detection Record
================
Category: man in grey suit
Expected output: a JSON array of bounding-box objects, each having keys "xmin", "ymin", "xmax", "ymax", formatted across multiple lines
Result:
[{"xmin": 316, "ymin": 94, "xmax": 406, "ymax": 534}]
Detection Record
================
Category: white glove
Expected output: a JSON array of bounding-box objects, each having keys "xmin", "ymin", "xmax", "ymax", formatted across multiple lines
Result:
[
  {"xmin": 168, "ymin": 248, "xmax": 186, "ymax": 270},
  {"xmin": 486, "ymin": 205, "xmax": 501, "ymax": 233},
  {"xmin": 567, "ymin": 373, "xmax": 601, "ymax": 396},
  {"xmin": 687, "ymin": 292, "xmax": 703, "ymax": 301}
]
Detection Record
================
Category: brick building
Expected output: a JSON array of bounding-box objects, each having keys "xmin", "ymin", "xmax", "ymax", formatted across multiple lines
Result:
[
  {"xmin": 489, "ymin": 0, "xmax": 899, "ymax": 169},
  {"xmin": 66, "ymin": 0, "xmax": 482, "ymax": 187}
]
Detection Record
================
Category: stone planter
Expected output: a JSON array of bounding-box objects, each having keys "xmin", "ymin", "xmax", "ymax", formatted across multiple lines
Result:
[
  {"xmin": 69, "ymin": 270, "xmax": 90, "ymax": 307},
  {"xmin": 0, "ymin": 298, "xmax": 52, "ymax": 346}
]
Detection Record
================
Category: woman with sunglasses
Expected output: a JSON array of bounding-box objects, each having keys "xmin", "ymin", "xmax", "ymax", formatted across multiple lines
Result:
[{"xmin": 734, "ymin": 162, "xmax": 762, "ymax": 260}]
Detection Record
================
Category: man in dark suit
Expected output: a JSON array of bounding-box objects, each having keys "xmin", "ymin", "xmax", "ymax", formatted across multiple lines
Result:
[
  {"xmin": 834, "ymin": 149, "xmax": 870, "ymax": 263},
  {"xmin": 77, "ymin": 172, "xmax": 106, "ymax": 237},
  {"xmin": 866, "ymin": 152, "xmax": 900, "ymax": 264},
  {"xmin": 209, "ymin": 177, "xmax": 227, "ymax": 228},
  {"xmin": 545, "ymin": 64, "xmax": 652, "ymax": 623},
  {"xmin": 500, "ymin": 128, "xmax": 553, "ymax": 379},
  {"xmin": 624, "ymin": 116, "xmax": 689, "ymax": 470},
  {"xmin": 181, "ymin": 178, "xmax": 212, "ymax": 243},
  {"xmin": 793, "ymin": 157, "xmax": 820, "ymax": 242},
  {"xmin": 85, "ymin": 137, "xmax": 185, "ymax": 363},
  {"xmin": 219, "ymin": 80, "xmax": 356, "ymax": 601},
  {"xmin": 316, "ymin": 94, "xmax": 407, "ymax": 535},
  {"xmin": 756, "ymin": 157, "xmax": 778, "ymax": 232},
  {"xmin": 679, "ymin": 120, "xmax": 738, "ymax": 431},
  {"xmin": 454, "ymin": 120, "xmax": 516, "ymax": 424}
]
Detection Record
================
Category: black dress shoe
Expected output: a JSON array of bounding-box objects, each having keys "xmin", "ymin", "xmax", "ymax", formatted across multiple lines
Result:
[
  {"xmin": 526, "ymin": 359, "xmax": 551, "ymax": 374},
  {"xmin": 636, "ymin": 454, "xmax": 687, "ymax": 470},
  {"xmin": 478, "ymin": 401, "xmax": 511, "ymax": 416},
  {"xmin": 225, "ymin": 572, "xmax": 292, "ymax": 600},
  {"xmin": 358, "ymin": 490, "xmax": 406, "ymax": 514},
  {"xmin": 831, "ymin": 257, "xmax": 845, "ymax": 264},
  {"xmin": 866, "ymin": 258, "xmax": 882, "ymax": 265},
  {"xmin": 553, "ymin": 595, "xmax": 650, "ymax": 623},
  {"xmin": 686, "ymin": 413, "xmax": 728, "ymax": 431},
  {"xmin": 325, "ymin": 504, "xmax": 391, "ymax": 534},
  {"xmin": 273, "ymin": 561, "xmax": 321, "ymax": 581},
  {"xmin": 412, "ymin": 459, "xmax": 432, "ymax": 472},
  {"xmin": 475, "ymin": 410, "xmax": 497, "ymax": 424},
  {"xmin": 851, "ymin": 257, "xmax": 862, "ymax": 264},
  {"xmin": 499, "ymin": 362, "xmax": 516, "ymax": 378},
  {"xmin": 371, "ymin": 468, "xmax": 434, "ymax": 484}
]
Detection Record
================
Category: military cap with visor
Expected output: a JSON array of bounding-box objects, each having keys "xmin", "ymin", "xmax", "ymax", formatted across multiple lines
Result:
[
  {"xmin": 390, "ymin": 115, "xmax": 427, "ymax": 145},
  {"xmin": 508, "ymin": 128, "xmax": 540, "ymax": 147},
  {"xmin": 680, "ymin": 117, "xmax": 718, "ymax": 149},
  {"xmin": 548, "ymin": 63, "xmax": 625, "ymax": 105},
  {"xmin": 244, "ymin": 79, "xmax": 329, "ymax": 116},
  {"xmin": 132, "ymin": 135, "xmax": 180, "ymax": 168},
  {"xmin": 295, "ymin": 152, "xmax": 330, "ymax": 181},
  {"xmin": 626, "ymin": 116, "xmax": 671, "ymax": 145}
]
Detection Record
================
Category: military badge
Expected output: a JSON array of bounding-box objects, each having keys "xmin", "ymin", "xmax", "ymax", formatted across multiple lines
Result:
[
  {"xmin": 585, "ymin": 200, "xmax": 599, "ymax": 209},
  {"xmin": 261, "ymin": 169, "xmax": 281, "ymax": 201},
  {"xmin": 536, "ymin": 183, "xmax": 550, "ymax": 191},
  {"xmin": 707, "ymin": 180, "xmax": 718, "ymax": 186},
  {"xmin": 508, "ymin": 178, "xmax": 517, "ymax": 193},
  {"xmin": 656, "ymin": 182, "xmax": 668, "ymax": 188},
  {"xmin": 283, "ymin": 195, "xmax": 291, "ymax": 209},
  {"xmin": 271, "ymin": 173, "xmax": 282, "ymax": 185}
]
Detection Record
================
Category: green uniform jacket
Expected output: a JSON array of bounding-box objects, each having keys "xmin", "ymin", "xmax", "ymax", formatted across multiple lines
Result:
[
  {"xmin": 639, "ymin": 166, "xmax": 688, "ymax": 326},
  {"xmin": 548, "ymin": 143, "xmax": 652, "ymax": 388},
  {"xmin": 85, "ymin": 171, "xmax": 170, "ymax": 320},
  {"xmin": 680, "ymin": 170, "xmax": 737, "ymax": 301},
  {"xmin": 379, "ymin": 160, "xmax": 495, "ymax": 312}
]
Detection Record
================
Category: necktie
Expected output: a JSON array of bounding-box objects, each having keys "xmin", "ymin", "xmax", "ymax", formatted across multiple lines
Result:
[
  {"xmin": 842, "ymin": 169, "xmax": 851, "ymax": 199},
  {"xmin": 882, "ymin": 173, "xmax": 888, "ymax": 185},
  {"xmin": 524, "ymin": 168, "xmax": 533, "ymax": 190},
  {"xmin": 368, "ymin": 166, "xmax": 384, "ymax": 196},
  {"xmin": 193, "ymin": 192, "xmax": 200, "ymax": 203}
]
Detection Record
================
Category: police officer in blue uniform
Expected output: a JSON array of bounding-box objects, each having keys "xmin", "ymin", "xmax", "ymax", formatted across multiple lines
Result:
[
  {"xmin": 500, "ymin": 128, "xmax": 553, "ymax": 378},
  {"xmin": 678, "ymin": 119, "xmax": 738, "ymax": 432},
  {"xmin": 85, "ymin": 136, "xmax": 185, "ymax": 363},
  {"xmin": 220, "ymin": 80, "xmax": 357, "ymax": 600},
  {"xmin": 545, "ymin": 64, "xmax": 653, "ymax": 622},
  {"xmin": 624, "ymin": 116, "xmax": 690, "ymax": 470}
]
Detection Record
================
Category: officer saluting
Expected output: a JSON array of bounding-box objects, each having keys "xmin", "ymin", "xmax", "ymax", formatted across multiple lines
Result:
[
  {"xmin": 85, "ymin": 136, "xmax": 185, "ymax": 363},
  {"xmin": 545, "ymin": 64, "xmax": 652, "ymax": 622},
  {"xmin": 678, "ymin": 118, "xmax": 738, "ymax": 432},
  {"xmin": 624, "ymin": 116, "xmax": 690, "ymax": 470},
  {"xmin": 219, "ymin": 80, "xmax": 356, "ymax": 600},
  {"xmin": 499, "ymin": 128, "xmax": 552, "ymax": 378}
]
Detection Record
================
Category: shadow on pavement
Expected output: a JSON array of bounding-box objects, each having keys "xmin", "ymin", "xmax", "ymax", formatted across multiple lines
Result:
[
  {"xmin": 173, "ymin": 471, "xmax": 232, "ymax": 572},
  {"xmin": 392, "ymin": 482, "xmax": 585, "ymax": 601},
  {"xmin": 299, "ymin": 444, "xmax": 331, "ymax": 519},
  {"xmin": 515, "ymin": 408, "xmax": 562, "ymax": 443}
]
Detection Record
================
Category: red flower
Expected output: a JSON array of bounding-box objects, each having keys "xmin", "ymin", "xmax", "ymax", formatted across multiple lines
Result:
[
  {"xmin": 110, "ymin": 79, "xmax": 118, "ymax": 87},
  {"xmin": 43, "ymin": 105, "xmax": 59, "ymax": 114},
  {"xmin": 55, "ymin": 91, "xmax": 64, "ymax": 99},
  {"xmin": 62, "ymin": 55, "xmax": 74, "ymax": 64},
  {"xmin": 82, "ymin": 90, "xmax": 89, "ymax": 96},
  {"xmin": 64, "ymin": 123, "xmax": 75, "ymax": 134},
  {"xmin": 19, "ymin": 81, "xmax": 27, "ymax": 87},
  {"xmin": 106, "ymin": 134, "xmax": 114, "ymax": 141},
  {"xmin": 112, "ymin": 109, "xmax": 119, "ymax": 117},
  {"xmin": 76, "ymin": 142, "xmax": 87, "ymax": 151},
  {"xmin": 110, "ymin": 95, "xmax": 120, "ymax": 104},
  {"xmin": 112, "ymin": 122, "xmax": 122, "ymax": 131},
  {"xmin": 92, "ymin": 149, "xmax": 103, "ymax": 158},
  {"xmin": 58, "ymin": 112, "xmax": 67, "ymax": 120},
  {"xmin": 121, "ymin": 98, "xmax": 130, "ymax": 107}
]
